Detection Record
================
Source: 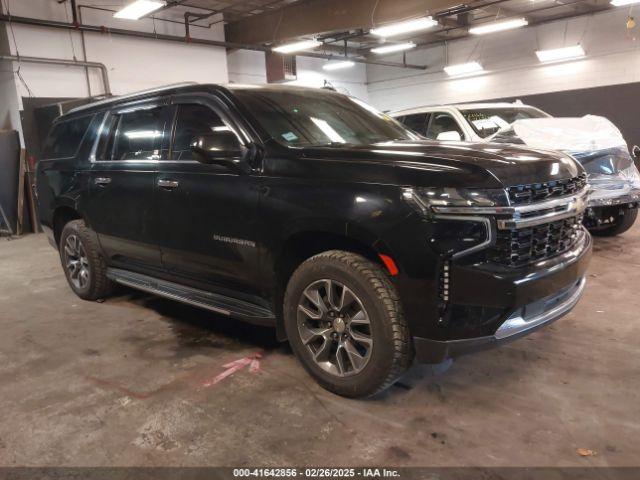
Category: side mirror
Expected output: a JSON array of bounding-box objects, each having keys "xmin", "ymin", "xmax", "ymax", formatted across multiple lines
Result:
[
  {"xmin": 632, "ymin": 145, "xmax": 640, "ymax": 159},
  {"xmin": 190, "ymin": 132, "xmax": 248, "ymax": 171},
  {"xmin": 436, "ymin": 130, "xmax": 462, "ymax": 141}
]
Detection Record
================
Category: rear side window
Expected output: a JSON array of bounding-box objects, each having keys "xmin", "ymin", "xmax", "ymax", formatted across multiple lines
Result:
[
  {"xmin": 97, "ymin": 106, "xmax": 170, "ymax": 161},
  {"xmin": 42, "ymin": 115, "xmax": 94, "ymax": 159}
]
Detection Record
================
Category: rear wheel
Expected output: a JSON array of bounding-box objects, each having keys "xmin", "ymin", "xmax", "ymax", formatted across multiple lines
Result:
[
  {"xmin": 284, "ymin": 250, "xmax": 413, "ymax": 398},
  {"xmin": 59, "ymin": 220, "xmax": 113, "ymax": 300},
  {"xmin": 590, "ymin": 208, "xmax": 638, "ymax": 237}
]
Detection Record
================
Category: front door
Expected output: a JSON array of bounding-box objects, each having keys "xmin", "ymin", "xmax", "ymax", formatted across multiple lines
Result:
[
  {"xmin": 86, "ymin": 102, "xmax": 172, "ymax": 271},
  {"xmin": 154, "ymin": 100, "xmax": 260, "ymax": 296},
  {"xmin": 425, "ymin": 111, "xmax": 465, "ymax": 141}
]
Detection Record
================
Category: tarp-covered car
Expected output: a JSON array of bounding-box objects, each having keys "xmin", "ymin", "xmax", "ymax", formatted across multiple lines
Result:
[
  {"xmin": 490, "ymin": 115, "xmax": 640, "ymax": 236},
  {"xmin": 393, "ymin": 104, "xmax": 640, "ymax": 236}
]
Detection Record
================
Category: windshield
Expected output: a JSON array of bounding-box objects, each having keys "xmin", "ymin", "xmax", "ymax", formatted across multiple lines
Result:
[
  {"xmin": 461, "ymin": 107, "xmax": 550, "ymax": 138},
  {"xmin": 232, "ymin": 88, "xmax": 419, "ymax": 147}
]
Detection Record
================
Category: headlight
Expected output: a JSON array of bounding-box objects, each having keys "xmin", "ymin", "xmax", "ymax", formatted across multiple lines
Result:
[
  {"xmin": 402, "ymin": 187, "xmax": 503, "ymax": 259},
  {"xmin": 588, "ymin": 163, "xmax": 640, "ymax": 199},
  {"xmin": 620, "ymin": 164, "xmax": 640, "ymax": 188},
  {"xmin": 402, "ymin": 187, "xmax": 508, "ymax": 216},
  {"xmin": 429, "ymin": 216, "xmax": 493, "ymax": 258}
]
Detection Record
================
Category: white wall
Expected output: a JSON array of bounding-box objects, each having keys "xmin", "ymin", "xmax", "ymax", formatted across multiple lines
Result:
[
  {"xmin": 0, "ymin": 62, "xmax": 21, "ymax": 133},
  {"xmin": 366, "ymin": 8, "xmax": 640, "ymax": 111},
  {"xmin": 227, "ymin": 50, "xmax": 369, "ymax": 101},
  {"xmin": 0, "ymin": 20, "xmax": 23, "ymax": 139},
  {"xmin": 2, "ymin": 0, "xmax": 229, "ymax": 100},
  {"xmin": 227, "ymin": 50, "xmax": 267, "ymax": 84}
]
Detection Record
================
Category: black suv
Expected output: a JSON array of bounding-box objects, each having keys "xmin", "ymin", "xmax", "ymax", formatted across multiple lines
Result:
[{"xmin": 37, "ymin": 83, "xmax": 591, "ymax": 397}]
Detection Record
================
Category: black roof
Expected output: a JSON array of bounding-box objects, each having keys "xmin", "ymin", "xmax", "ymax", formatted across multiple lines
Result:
[{"xmin": 63, "ymin": 82, "xmax": 341, "ymax": 120}]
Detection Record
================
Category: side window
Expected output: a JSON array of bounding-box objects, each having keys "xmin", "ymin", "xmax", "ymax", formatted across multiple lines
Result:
[
  {"xmin": 42, "ymin": 115, "xmax": 94, "ymax": 159},
  {"xmin": 97, "ymin": 106, "xmax": 169, "ymax": 161},
  {"xmin": 426, "ymin": 112, "xmax": 464, "ymax": 140},
  {"xmin": 171, "ymin": 104, "xmax": 241, "ymax": 161},
  {"xmin": 401, "ymin": 113, "xmax": 428, "ymax": 136}
]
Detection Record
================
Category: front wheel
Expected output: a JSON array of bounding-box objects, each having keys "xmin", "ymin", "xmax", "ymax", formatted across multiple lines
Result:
[{"xmin": 284, "ymin": 251, "xmax": 413, "ymax": 398}]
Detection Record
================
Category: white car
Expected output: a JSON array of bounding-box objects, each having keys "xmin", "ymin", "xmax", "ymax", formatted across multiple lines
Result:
[
  {"xmin": 392, "ymin": 102, "xmax": 640, "ymax": 236},
  {"xmin": 391, "ymin": 102, "xmax": 550, "ymax": 142}
]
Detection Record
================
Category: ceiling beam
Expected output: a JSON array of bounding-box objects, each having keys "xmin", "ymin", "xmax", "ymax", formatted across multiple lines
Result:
[
  {"xmin": 0, "ymin": 13, "xmax": 427, "ymax": 69},
  {"xmin": 412, "ymin": 4, "xmax": 611, "ymax": 49},
  {"xmin": 225, "ymin": 0, "xmax": 467, "ymax": 45}
]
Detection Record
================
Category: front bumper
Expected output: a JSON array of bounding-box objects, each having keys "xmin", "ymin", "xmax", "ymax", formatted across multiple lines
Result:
[
  {"xmin": 413, "ymin": 229, "xmax": 592, "ymax": 363},
  {"xmin": 587, "ymin": 186, "xmax": 640, "ymax": 208}
]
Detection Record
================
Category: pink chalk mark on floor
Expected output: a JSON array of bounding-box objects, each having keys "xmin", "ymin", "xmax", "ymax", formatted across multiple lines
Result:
[{"xmin": 202, "ymin": 352, "xmax": 263, "ymax": 388}]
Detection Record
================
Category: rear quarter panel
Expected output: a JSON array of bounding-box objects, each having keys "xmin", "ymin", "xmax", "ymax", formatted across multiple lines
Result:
[{"xmin": 36, "ymin": 113, "xmax": 103, "ymax": 242}]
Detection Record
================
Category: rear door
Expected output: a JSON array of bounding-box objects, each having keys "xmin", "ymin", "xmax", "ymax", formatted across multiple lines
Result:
[
  {"xmin": 154, "ymin": 95, "xmax": 261, "ymax": 295},
  {"xmin": 86, "ymin": 101, "xmax": 172, "ymax": 270}
]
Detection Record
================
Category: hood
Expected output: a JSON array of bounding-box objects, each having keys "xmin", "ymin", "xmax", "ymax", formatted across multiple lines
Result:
[
  {"xmin": 488, "ymin": 115, "xmax": 634, "ymax": 175},
  {"xmin": 298, "ymin": 140, "xmax": 582, "ymax": 189}
]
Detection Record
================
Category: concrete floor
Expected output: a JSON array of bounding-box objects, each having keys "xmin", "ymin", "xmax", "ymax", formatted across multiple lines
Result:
[{"xmin": 0, "ymin": 229, "xmax": 638, "ymax": 467}]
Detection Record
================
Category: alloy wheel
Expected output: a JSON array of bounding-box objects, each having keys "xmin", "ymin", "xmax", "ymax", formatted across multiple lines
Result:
[
  {"xmin": 63, "ymin": 234, "xmax": 90, "ymax": 290},
  {"xmin": 297, "ymin": 279, "xmax": 373, "ymax": 377}
]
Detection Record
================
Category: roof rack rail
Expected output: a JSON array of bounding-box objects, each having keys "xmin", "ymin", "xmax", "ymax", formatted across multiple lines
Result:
[{"xmin": 68, "ymin": 82, "xmax": 199, "ymax": 114}]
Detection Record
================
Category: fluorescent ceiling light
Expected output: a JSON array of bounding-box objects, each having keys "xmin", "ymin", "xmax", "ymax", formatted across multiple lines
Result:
[
  {"xmin": 444, "ymin": 61, "xmax": 484, "ymax": 76},
  {"xmin": 272, "ymin": 39, "xmax": 321, "ymax": 53},
  {"xmin": 322, "ymin": 60, "xmax": 355, "ymax": 71},
  {"xmin": 114, "ymin": 0, "xmax": 165, "ymax": 20},
  {"xmin": 370, "ymin": 17, "xmax": 437, "ymax": 37},
  {"xmin": 536, "ymin": 45, "xmax": 585, "ymax": 63},
  {"xmin": 611, "ymin": 0, "xmax": 640, "ymax": 6},
  {"xmin": 469, "ymin": 18, "xmax": 528, "ymax": 35},
  {"xmin": 371, "ymin": 42, "xmax": 416, "ymax": 54}
]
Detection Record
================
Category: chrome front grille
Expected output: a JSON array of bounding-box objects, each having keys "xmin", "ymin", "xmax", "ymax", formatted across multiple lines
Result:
[
  {"xmin": 491, "ymin": 176, "xmax": 588, "ymax": 266},
  {"xmin": 507, "ymin": 174, "xmax": 587, "ymax": 205},
  {"xmin": 428, "ymin": 177, "xmax": 589, "ymax": 265},
  {"xmin": 489, "ymin": 214, "xmax": 584, "ymax": 267}
]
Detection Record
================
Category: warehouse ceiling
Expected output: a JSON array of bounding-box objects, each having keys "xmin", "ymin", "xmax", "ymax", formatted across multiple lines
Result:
[
  {"xmin": 169, "ymin": 0, "xmax": 613, "ymax": 58},
  {"xmin": 342, "ymin": 0, "xmax": 611, "ymax": 53},
  {"xmin": 173, "ymin": 0, "xmax": 309, "ymax": 23},
  {"xmin": 0, "ymin": 0, "xmax": 617, "ymax": 70}
]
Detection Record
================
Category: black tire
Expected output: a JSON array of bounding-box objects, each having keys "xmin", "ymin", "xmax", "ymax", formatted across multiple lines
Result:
[
  {"xmin": 591, "ymin": 208, "xmax": 638, "ymax": 237},
  {"xmin": 284, "ymin": 250, "xmax": 413, "ymax": 398},
  {"xmin": 59, "ymin": 219, "xmax": 114, "ymax": 300}
]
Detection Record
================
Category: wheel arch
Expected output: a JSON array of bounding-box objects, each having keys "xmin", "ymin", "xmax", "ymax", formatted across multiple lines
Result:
[
  {"xmin": 272, "ymin": 223, "xmax": 398, "ymax": 341},
  {"xmin": 52, "ymin": 205, "xmax": 83, "ymax": 248}
]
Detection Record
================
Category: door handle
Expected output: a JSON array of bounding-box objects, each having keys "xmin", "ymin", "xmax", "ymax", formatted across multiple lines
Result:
[
  {"xmin": 95, "ymin": 177, "xmax": 111, "ymax": 186},
  {"xmin": 158, "ymin": 179, "xmax": 179, "ymax": 190}
]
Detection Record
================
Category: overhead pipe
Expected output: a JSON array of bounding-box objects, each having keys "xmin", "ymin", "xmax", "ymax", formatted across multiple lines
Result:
[
  {"xmin": 69, "ymin": 0, "xmax": 78, "ymax": 26},
  {"xmin": 184, "ymin": 11, "xmax": 216, "ymax": 40},
  {"xmin": 0, "ymin": 14, "xmax": 427, "ymax": 70},
  {"xmin": 0, "ymin": 54, "xmax": 111, "ymax": 95},
  {"xmin": 76, "ymin": 4, "xmax": 92, "ymax": 97}
]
